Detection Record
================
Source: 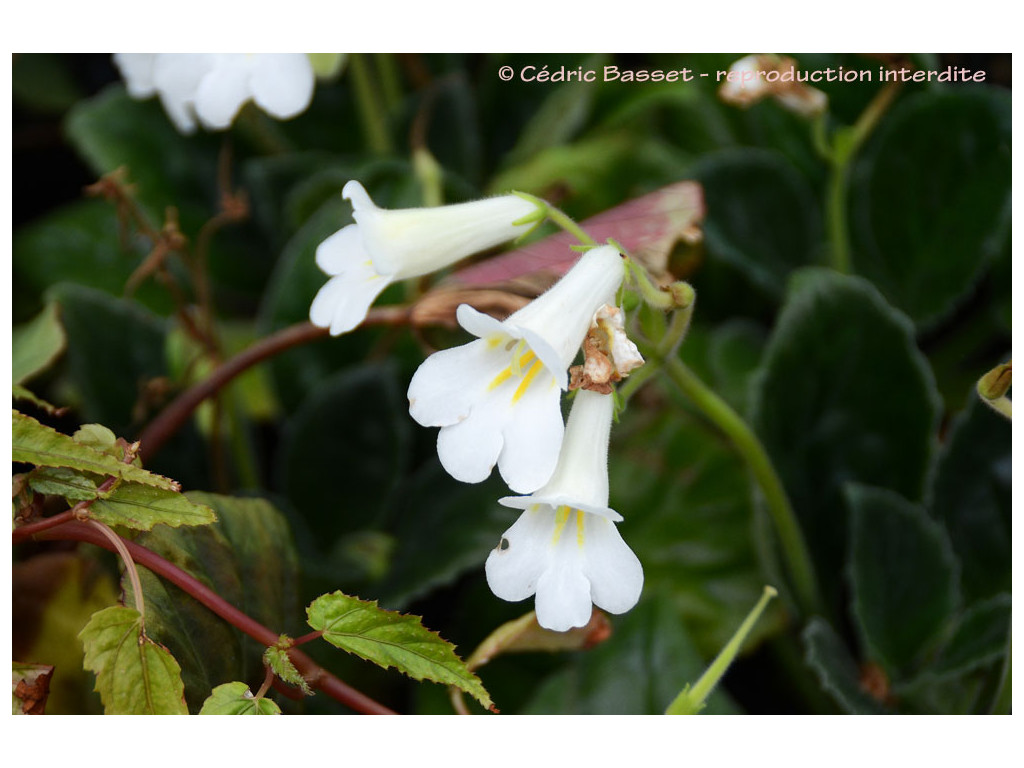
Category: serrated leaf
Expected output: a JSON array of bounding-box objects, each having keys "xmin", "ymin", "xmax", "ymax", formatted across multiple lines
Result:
[
  {"xmin": 12, "ymin": 385, "xmax": 65, "ymax": 416},
  {"xmin": 123, "ymin": 493, "xmax": 299, "ymax": 712},
  {"xmin": 27, "ymin": 467, "xmax": 99, "ymax": 502},
  {"xmin": 12, "ymin": 302, "xmax": 66, "ymax": 386},
  {"xmin": 13, "ymin": 663, "xmax": 54, "ymax": 715},
  {"xmin": 802, "ymin": 618, "xmax": 889, "ymax": 714},
  {"xmin": 199, "ymin": 682, "xmax": 281, "ymax": 715},
  {"xmin": 79, "ymin": 606, "xmax": 188, "ymax": 714},
  {"xmin": 12, "ymin": 410, "xmax": 179, "ymax": 491},
  {"xmin": 307, "ymin": 591, "xmax": 492, "ymax": 711},
  {"xmin": 847, "ymin": 484, "xmax": 960, "ymax": 680},
  {"xmin": 91, "ymin": 484, "xmax": 217, "ymax": 531},
  {"xmin": 749, "ymin": 268, "xmax": 940, "ymax": 607},
  {"xmin": 263, "ymin": 645, "xmax": 311, "ymax": 695},
  {"xmin": 849, "ymin": 88, "xmax": 1011, "ymax": 326}
]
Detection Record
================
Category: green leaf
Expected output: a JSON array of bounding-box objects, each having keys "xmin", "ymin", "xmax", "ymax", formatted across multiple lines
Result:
[
  {"xmin": 27, "ymin": 467, "xmax": 99, "ymax": 502},
  {"xmin": 79, "ymin": 606, "xmax": 188, "ymax": 714},
  {"xmin": 91, "ymin": 484, "xmax": 217, "ymax": 531},
  {"xmin": 610, "ymin": 396, "xmax": 781, "ymax": 658},
  {"xmin": 849, "ymin": 87, "xmax": 1011, "ymax": 326},
  {"xmin": 123, "ymin": 493, "xmax": 300, "ymax": 713},
  {"xmin": 263, "ymin": 644, "xmax": 311, "ymax": 696},
  {"xmin": 928, "ymin": 394, "xmax": 1011, "ymax": 602},
  {"xmin": 72, "ymin": 424, "xmax": 121, "ymax": 456},
  {"xmin": 846, "ymin": 484, "xmax": 960, "ymax": 680},
  {"xmin": 278, "ymin": 364, "xmax": 411, "ymax": 541},
  {"xmin": 376, "ymin": 464, "xmax": 510, "ymax": 607},
  {"xmin": 802, "ymin": 618, "xmax": 889, "ymax": 714},
  {"xmin": 749, "ymin": 268, "xmax": 940, "ymax": 607},
  {"xmin": 199, "ymin": 682, "xmax": 281, "ymax": 715},
  {"xmin": 12, "ymin": 302, "xmax": 65, "ymax": 386},
  {"xmin": 12, "ymin": 385, "xmax": 65, "ymax": 416},
  {"xmin": 12, "ymin": 410, "xmax": 179, "ymax": 491},
  {"xmin": 929, "ymin": 594, "xmax": 1011, "ymax": 681},
  {"xmin": 307, "ymin": 591, "xmax": 492, "ymax": 711},
  {"xmin": 521, "ymin": 596, "xmax": 739, "ymax": 714},
  {"xmin": 13, "ymin": 200, "xmax": 173, "ymax": 317},
  {"xmin": 692, "ymin": 148, "xmax": 822, "ymax": 299}
]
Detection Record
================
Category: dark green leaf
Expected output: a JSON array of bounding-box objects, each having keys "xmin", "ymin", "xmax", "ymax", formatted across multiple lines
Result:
[
  {"xmin": 307, "ymin": 591, "xmax": 492, "ymax": 711},
  {"xmin": 199, "ymin": 682, "xmax": 281, "ymax": 715},
  {"xmin": 277, "ymin": 364, "xmax": 411, "ymax": 540},
  {"xmin": 749, "ymin": 269, "xmax": 940, "ymax": 607},
  {"xmin": 12, "ymin": 302, "xmax": 65, "ymax": 386},
  {"xmin": 847, "ymin": 484, "xmax": 960, "ymax": 679},
  {"xmin": 802, "ymin": 618, "xmax": 889, "ymax": 714},
  {"xmin": 521, "ymin": 596, "xmax": 739, "ymax": 714},
  {"xmin": 692, "ymin": 148, "xmax": 822, "ymax": 299},
  {"xmin": 928, "ymin": 394, "xmax": 1011, "ymax": 602},
  {"xmin": 929, "ymin": 594, "xmax": 1011, "ymax": 680},
  {"xmin": 123, "ymin": 494, "xmax": 299, "ymax": 712},
  {"xmin": 79, "ymin": 606, "xmax": 188, "ymax": 714},
  {"xmin": 12, "ymin": 410, "xmax": 179, "ymax": 491},
  {"xmin": 849, "ymin": 87, "xmax": 1011, "ymax": 326}
]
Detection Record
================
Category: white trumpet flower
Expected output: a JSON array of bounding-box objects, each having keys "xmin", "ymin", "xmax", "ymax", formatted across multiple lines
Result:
[
  {"xmin": 113, "ymin": 53, "xmax": 316, "ymax": 133},
  {"xmin": 408, "ymin": 245, "xmax": 626, "ymax": 493},
  {"xmin": 309, "ymin": 182, "xmax": 538, "ymax": 336},
  {"xmin": 485, "ymin": 390, "xmax": 643, "ymax": 631}
]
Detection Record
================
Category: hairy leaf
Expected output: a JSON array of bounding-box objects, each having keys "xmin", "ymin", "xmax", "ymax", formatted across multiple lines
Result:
[
  {"xmin": 91, "ymin": 484, "xmax": 217, "ymax": 530},
  {"xmin": 803, "ymin": 618, "xmax": 889, "ymax": 714},
  {"xmin": 264, "ymin": 644, "xmax": 311, "ymax": 695},
  {"xmin": 12, "ymin": 410, "xmax": 179, "ymax": 491},
  {"xmin": 79, "ymin": 606, "xmax": 188, "ymax": 714},
  {"xmin": 307, "ymin": 591, "xmax": 492, "ymax": 711},
  {"xmin": 199, "ymin": 682, "xmax": 281, "ymax": 715}
]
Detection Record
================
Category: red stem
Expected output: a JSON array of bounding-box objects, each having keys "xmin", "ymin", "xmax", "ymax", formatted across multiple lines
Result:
[
  {"xmin": 136, "ymin": 313, "xmax": 410, "ymax": 464},
  {"xmin": 24, "ymin": 521, "xmax": 396, "ymax": 715}
]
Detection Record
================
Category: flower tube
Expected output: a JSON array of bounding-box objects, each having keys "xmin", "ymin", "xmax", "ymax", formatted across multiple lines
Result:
[
  {"xmin": 407, "ymin": 245, "xmax": 626, "ymax": 493},
  {"xmin": 309, "ymin": 181, "xmax": 538, "ymax": 336},
  {"xmin": 485, "ymin": 390, "xmax": 643, "ymax": 631}
]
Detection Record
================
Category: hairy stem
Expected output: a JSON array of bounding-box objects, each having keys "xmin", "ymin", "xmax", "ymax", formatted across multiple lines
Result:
[
  {"xmin": 88, "ymin": 519, "xmax": 146, "ymax": 625},
  {"xmin": 22, "ymin": 520, "xmax": 396, "ymax": 715}
]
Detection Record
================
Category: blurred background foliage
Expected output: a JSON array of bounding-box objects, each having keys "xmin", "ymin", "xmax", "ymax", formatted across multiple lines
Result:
[{"xmin": 12, "ymin": 52, "xmax": 1011, "ymax": 714}]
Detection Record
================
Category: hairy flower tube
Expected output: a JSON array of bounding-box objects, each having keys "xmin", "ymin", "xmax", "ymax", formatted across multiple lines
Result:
[
  {"xmin": 485, "ymin": 389, "xmax": 643, "ymax": 631},
  {"xmin": 113, "ymin": 53, "xmax": 315, "ymax": 133},
  {"xmin": 407, "ymin": 245, "xmax": 626, "ymax": 494},
  {"xmin": 309, "ymin": 181, "xmax": 538, "ymax": 336}
]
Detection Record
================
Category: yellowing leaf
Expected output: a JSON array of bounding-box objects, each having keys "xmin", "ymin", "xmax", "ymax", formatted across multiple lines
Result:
[
  {"xmin": 199, "ymin": 682, "xmax": 281, "ymax": 715},
  {"xmin": 12, "ymin": 410, "xmax": 179, "ymax": 491},
  {"xmin": 79, "ymin": 606, "xmax": 188, "ymax": 714}
]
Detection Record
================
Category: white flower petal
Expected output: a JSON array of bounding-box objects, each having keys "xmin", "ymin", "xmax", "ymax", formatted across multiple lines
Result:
[
  {"xmin": 582, "ymin": 516, "xmax": 643, "ymax": 615},
  {"xmin": 535, "ymin": 558, "xmax": 594, "ymax": 632},
  {"xmin": 150, "ymin": 53, "xmax": 215, "ymax": 134},
  {"xmin": 484, "ymin": 509, "xmax": 552, "ymax": 602},
  {"xmin": 250, "ymin": 54, "xmax": 315, "ymax": 119},
  {"xmin": 435, "ymin": 400, "xmax": 506, "ymax": 484},
  {"xmin": 497, "ymin": 372, "xmax": 563, "ymax": 494},
  {"xmin": 314, "ymin": 224, "xmax": 363, "ymax": 275},
  {"xmin": 193, "ymin": 55, "xmax": 252, "ymax": 130},
  {"xmin": 455, "ymin": 304, "xmax": 509, "ymax": 341},
  {"xmin": 113, "ymin": 53, "xmax": 158, "ymax": 98},
  {"xmin": 407, "ymin": 339, "xmax": 507, "ymax": 427},
  {"xmin": 308, "ymin": 271, "xmax": 392, "ymax": 336}
]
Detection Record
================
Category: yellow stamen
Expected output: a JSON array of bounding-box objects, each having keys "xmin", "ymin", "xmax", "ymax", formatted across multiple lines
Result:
[
  {"xmin": 552, "ymin": 505, "xmax": 572, "ymax": 545},
  {"xmin": 487, "ymin": 367, "xmax": 513, "ymax": 391},
  {"xmin": 576, "ymin": 510, "xmax": 585, "ymax": 547},
  {"xmin": 512, "ymin": 359, "xmax": 543, "ymax": 403}
]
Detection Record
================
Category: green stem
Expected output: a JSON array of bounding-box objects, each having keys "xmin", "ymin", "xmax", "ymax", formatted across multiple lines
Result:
[
  {"xmin": 990, "ymin": 634, "xmax": 1011, "ymax": 714},
  {"xmin": 825, "ymin": 82, "xmax": 900, "ymax": 274},
  {"xmin": 617, "ymin": 359, "xmax": 659, "ymax": 404},
  {"xmin": 514, "ymin": 192, "xmax": 597, "ymax": 247},
  {"xmin": 349, "ymin": 54, "xmax": 394, "ymax": 155},
  {"xmin": 374, "ymin": 53, "xmax": 403, "ymax": 114},
  {"xmin": 663, "ymin": 356, "xmax": 820, "ymax": 616},
  {"xmin": 666, "ymin": 586, "xmax": 778, "ymax": 714}
]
